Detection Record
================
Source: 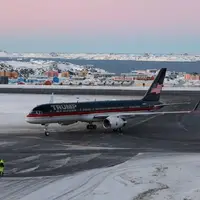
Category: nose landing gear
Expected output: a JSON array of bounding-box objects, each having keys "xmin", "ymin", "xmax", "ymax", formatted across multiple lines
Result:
[{"xmin": 44, "ymin": 124, "xmax": 50, "ymax": 136}]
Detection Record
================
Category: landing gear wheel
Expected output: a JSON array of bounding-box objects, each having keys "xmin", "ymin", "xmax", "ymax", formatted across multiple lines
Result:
[
  {"xmin": 93, "ymin": 124, "xmax": 97, "ymax": 129},
  {"xmin": 87, "ymin": 124, "xmax": 97, "ymax": 130},
  {"xmin": 118, "ymin": 128, "xmax": 123, "ymax": 135},
  {"xmin": 45, "ymin": 131, "xmax": 50, "ymax": 136},
  {"xmin": 44, "ymin": 124, "xmax": 50, "ymax": 136}
]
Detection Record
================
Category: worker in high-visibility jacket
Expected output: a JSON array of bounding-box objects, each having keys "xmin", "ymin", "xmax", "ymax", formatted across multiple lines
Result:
[{"xmin": 0, "ymin": 159, "xmax": 4, "ymax": 176}]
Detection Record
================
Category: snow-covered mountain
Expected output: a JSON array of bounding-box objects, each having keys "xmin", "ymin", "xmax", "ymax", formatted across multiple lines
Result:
[
  {"xmin": 0, "ymin": 59, "xmax": 108, "ymax": 78},
  {"xmin": 0, "ymin": 51, "xmax": 200, "ymax": 62},
  {"xmin": 0, "ymin": 51, "xmax": 23, "ymax": 57}
]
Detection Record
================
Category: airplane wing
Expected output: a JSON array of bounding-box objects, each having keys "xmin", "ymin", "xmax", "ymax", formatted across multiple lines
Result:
[{"xmin": 94, "ymin": 101, "xmax": 200, "ymax": 120}]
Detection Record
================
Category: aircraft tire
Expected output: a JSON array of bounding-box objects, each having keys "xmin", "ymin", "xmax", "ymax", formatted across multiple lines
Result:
[
  {"xmin": 87, "ymin": 124, "xmax": 97, "ymax": 129},
  {"xmin": 113, "ymin": 128, "xmax": 123, "ymax": 134},
  {"xmin": 93, "ymin": 124, "xmax": 97, "ymax": 129},
  {"xmin": 45, "ymin": 132, "xmax": 50, "ymax": 136}
]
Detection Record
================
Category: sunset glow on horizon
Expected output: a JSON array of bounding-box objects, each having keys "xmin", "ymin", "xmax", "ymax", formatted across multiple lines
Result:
[{"xmin": 1, "ymin": 0, "xmax": 200, "ymax": 53}]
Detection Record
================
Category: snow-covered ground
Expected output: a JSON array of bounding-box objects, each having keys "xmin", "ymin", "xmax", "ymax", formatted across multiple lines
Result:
[
  {"xmin": 0, "ymin": 59, "xmax": 110, "ymax": 81},
  {"xmin": 0, "ymin": 60, "xmax": 86, "ymax": 75},
  {"xmin": 2, "ymin": 60, "xmax": 85, "ymax": 71},
  {"xmin": 1, "ymin": 152, "xmax": 200, "ymax": 200},
  {"xmin": 2, "ymin": 60, "xmax": 54, "ymax": 69},
  {"xmin": 1, "ymin": 94, "xmax": 200, "ymax": 199}
]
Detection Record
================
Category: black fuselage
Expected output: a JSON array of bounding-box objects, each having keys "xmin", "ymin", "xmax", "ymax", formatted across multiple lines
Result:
[{"xmin": 29, "ymin": 99, "xmax": 163, "ymax": 117}]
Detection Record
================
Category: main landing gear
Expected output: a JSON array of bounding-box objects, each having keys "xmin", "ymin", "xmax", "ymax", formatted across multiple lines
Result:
[
  {"xmin": 113, "ymin": 128, "xmax": 123, "ymax": 135},
  {"xmin": 86, "ymin": 123, "xmax": 97, "ymax": 130}
]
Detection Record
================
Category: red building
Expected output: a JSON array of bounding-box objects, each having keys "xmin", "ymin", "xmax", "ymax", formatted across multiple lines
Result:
[{"xmin": 44, "ymin": 71, "xmax": 59, "ymax": 77}]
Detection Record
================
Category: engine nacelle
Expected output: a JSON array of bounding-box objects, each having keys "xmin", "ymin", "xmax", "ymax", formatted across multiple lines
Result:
[{"xmin": 103, "ymin": 116, "xmax": 127, "ymax": 129}]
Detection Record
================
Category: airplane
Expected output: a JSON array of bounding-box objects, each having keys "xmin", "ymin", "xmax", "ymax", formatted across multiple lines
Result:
[{"xmin": 26, "ymin": 68, "xmax": 200, "ymax": 136}]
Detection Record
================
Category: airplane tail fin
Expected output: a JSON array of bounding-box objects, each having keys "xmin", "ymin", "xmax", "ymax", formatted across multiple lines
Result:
[{"xmin": 142, "ymin": 68, "xmax": 167, "ymax": 102}]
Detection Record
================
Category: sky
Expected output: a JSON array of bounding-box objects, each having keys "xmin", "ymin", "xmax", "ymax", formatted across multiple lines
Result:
[{"xmin": 0, "ymin": 0, "xmax": 200, "ymax": 53}]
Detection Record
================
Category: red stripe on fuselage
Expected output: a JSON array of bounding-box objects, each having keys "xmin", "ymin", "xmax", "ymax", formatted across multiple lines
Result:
[{"xmin": 27, "ymin": 106, "xmax": 160, "ymax": 118}]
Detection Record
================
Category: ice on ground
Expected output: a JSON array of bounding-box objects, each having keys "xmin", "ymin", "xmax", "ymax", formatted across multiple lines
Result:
[
  {"xmin": 9, "ymin": 155, "xmax": 41, "ymax": 164},
  {"xmin": 0, "ymin": 141, "xmax": 16, "ymax": 147},
  {"xmin": 37, "ymin": 157, "xmax": 72, "ymax": 172},
  {"xmin": 2, "ymin": 152, "xmax": 200, "ymax": 200},
  {"xmin": 17, "ymin": 165, "xmax": 40, "ymax": 174},
  {"xmin": 63, "ymin": 144, "xmax": 132, "ymax": 150}
]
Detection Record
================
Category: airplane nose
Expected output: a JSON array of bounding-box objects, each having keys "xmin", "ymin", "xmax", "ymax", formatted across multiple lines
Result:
[
  {"xmin": 26, "ymin": 114, "xmax": 33, "ymax": 123},
  {"xmin": 26, "ymin": 113, "xmax": 41, "ymax": 124},
  {"xmin": 26, "ymin": 117, "xmax": 30, "ymax": 123}
]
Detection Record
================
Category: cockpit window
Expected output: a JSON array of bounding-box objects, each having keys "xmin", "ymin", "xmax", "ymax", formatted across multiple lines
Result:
[{"xmin": 30, "ymin": 110, "xmax": 43, "ymax": 114}]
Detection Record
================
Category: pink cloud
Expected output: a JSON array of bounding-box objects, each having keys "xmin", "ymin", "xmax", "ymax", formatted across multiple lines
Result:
[{"xmin": 0, "ymin": 0, "xmax": 200, "ymax": 36}]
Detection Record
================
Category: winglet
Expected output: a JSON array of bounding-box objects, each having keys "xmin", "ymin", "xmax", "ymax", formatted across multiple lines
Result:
[{"xmin": 193, "ymin": 100, "xmax": 200, "ymax": 111}]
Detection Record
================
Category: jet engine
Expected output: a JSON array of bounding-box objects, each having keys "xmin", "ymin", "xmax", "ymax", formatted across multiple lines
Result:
[{"xmin": 103, "ymin": 116, "xmax": 127, "ymax": 129}]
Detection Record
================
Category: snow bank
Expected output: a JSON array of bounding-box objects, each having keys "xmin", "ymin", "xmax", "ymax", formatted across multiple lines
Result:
[{"xmin": 3, "ymin": 152, "xmax": 200, "ymax": 200}]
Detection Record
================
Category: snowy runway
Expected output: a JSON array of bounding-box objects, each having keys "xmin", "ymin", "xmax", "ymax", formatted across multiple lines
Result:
[
  {"xmin": 1, "ymin": 153, "xmax": 200, "ymax": 200},
  {"xmin": 1, "ymin": 93, "xmax": 200, "ymax": 199},
  {"xmin": 0, "ymin": 133, "xmax": 137, "ymax": 178}
]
